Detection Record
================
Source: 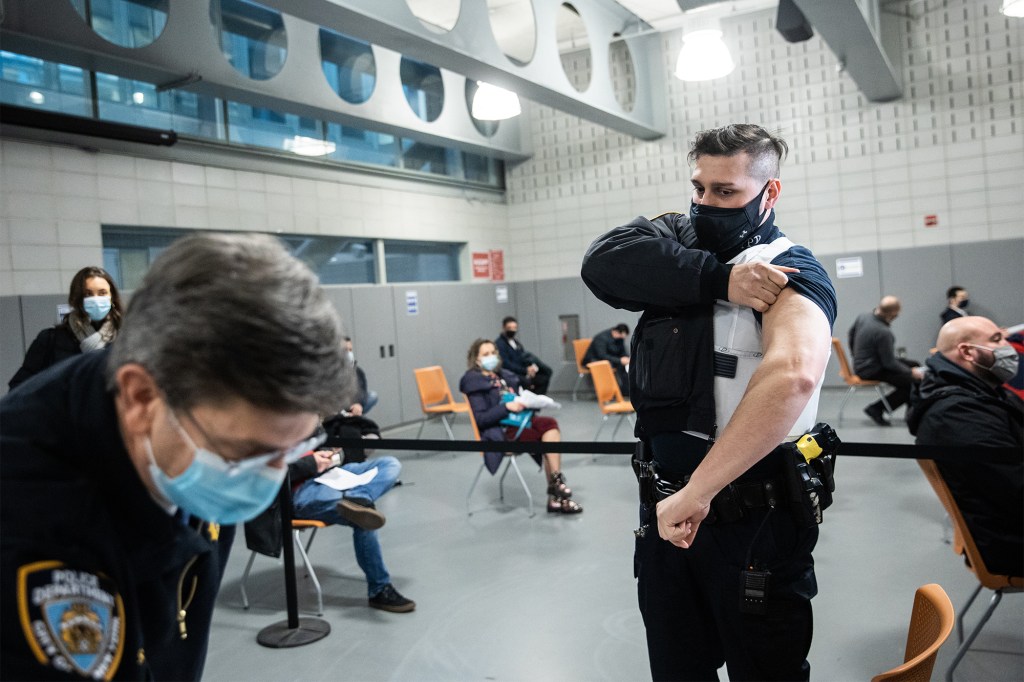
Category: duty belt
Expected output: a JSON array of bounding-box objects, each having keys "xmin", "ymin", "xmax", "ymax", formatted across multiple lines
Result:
[{"xmin": 652, "ymin": 473, "xmax": 783, "ymax": 525}]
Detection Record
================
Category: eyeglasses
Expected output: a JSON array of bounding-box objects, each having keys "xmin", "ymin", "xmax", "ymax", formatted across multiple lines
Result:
[{"xmin": 166, "ymin": 409, "xmax": 326, "ymax": 474}]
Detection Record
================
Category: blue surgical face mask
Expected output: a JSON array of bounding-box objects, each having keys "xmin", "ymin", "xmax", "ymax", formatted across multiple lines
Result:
[
  {"xmin": 145, "ymin": 410, "xmax": 325, "ymax": 524},
  {"xmin": 82, "ymin": 295, "xmax": 112, "ymax": 322},
  {"xmin": 480, "ymin": 355, "xmax": 500, "ymax": 372}
]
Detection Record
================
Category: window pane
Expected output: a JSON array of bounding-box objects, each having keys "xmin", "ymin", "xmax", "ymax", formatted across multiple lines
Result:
[
  {"xmin": 102, "ymin": 227, "xmax": 379, "ymax": 287},
  {"xmin": 211, "ymin": 0, "xmax": 288, "ymax": 81},
  {"xmin": 384, "ymin": 240, "xmax": 460, "ymax": 283},
  {"xmin": 69, "ymin": 0, "xmax": 169, "ymax": 49},
  {"xmin": 320, "ymin": 28, "xmax": 376, "ymax": 104},
  {"xmin": 95, "ymin": 73, "xmax": 224, "ymax": 138},
  {"xmin": 401, "ymin": 139, "xmax": 460, "ymax": 177},
  {"xmin": 228, "ymin": 103, "xmax": 323, "ymax": 153},
  {"xmin": 325, "ymin": 123, "xmax": 398, "ymax": 167},
  {"xmin": 0, "ymin": 51, "xmax": 91, "ymax": 116}
]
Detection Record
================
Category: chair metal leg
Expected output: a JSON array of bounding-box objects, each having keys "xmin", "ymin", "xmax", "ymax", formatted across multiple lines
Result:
[
  {"xmin": 498, "ymin": 457, "xmax": 511, "ymax": 500},
  {"xmin": 466, "ymin": 461, "xmax": 486, "ymax": 515},
  {"xmin": 415, "ymin": 416, "xmax": 428, "ymax": 439},
  {"xmin": 946, "ymin": 588, "xmax": 1004, "ymax": 681},
  {"xmin": 874, "ymin": 385, "xmax": 893, "ymax": 413},
  {"xmin": 293, "ymin": 529, "xmax": 323, "ymax": 617},
  {"xmin": 507, "ymin": 456, "xmax": 535, "ymax": 517},
  {"xmin": 837, "ymin": 386, "xmax": 856, "ymax": 423},
  {"xmin": 572, "ymin": 373, "xmax": 584, "ymax": 401},
  {"xmin": 955, "ymin": 583, "xmax": 984, "ymax": 644},
  {"xmin": 441, "ymin": 414, "xmax": 456, "ymax": 440},
  {"xmin": 594, "ymin": 415, "xmax": 609, "ymax": 441},
  {"xmin": 240, "ymin": 550, "xmax": 258, "ymax": 609}
]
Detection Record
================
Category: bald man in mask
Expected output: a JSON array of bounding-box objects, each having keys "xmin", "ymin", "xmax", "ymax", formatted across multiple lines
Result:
[{"xmin": 908, "ymin": 316, "xmax": 1023, "ymax": 576}]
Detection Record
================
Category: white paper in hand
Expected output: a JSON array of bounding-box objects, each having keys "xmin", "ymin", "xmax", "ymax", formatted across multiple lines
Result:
[
  {"xmin": 314, "ymin": 466, "xmax": 378, "ymax": 491},
  {"xmin": 516, "ymin": 389, "xmax": 561, "ymax": 410}
]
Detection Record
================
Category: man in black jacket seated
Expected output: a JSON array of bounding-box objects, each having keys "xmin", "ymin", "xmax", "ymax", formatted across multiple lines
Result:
[
  {"xmin": 1, "ymin": 234, "xmax": 348, "ymax": 681},
  {"xmin": 495, "ymin": 316, "xmax": 552, "ymax": 395},
  {"xmin": 582, "ymin": 123, "xmax": 836, "ymax": 680},
  {"xmin": 908, "ymin": 315, "xmax": 1023, "ymax": 576},
  {"xmin": 583, "ymin": 323, "xmax": 632, "ymax": 396}
]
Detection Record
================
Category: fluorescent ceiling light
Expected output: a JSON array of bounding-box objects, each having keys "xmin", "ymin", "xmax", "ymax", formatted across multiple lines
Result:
[
  {"xmin": 132, "ymin": 91, "xmax": 145, "ymax": 104},
  {"xmin": 471, "ymin": 82, "xmax": 521, "ymax": 121},
  {"xmin": 674, "ymin": 29, "xmax": 735, "ymax": 82},
  {"xmin": 284, "ymin": 136, "xmax": 337, "ymax": 157},
  {"xmin": 28, "ymin": 91, "xmax": 45, "ymax": 104},
  {"xmin": 1001, "ymin": 0, "xmax": 1024, "ymax": 17}
]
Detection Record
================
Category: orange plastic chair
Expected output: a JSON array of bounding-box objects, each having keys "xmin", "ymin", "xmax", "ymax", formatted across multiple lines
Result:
[
  {"xmin": 586, "ymin": 360, "xmax": 635, "ymax": 441},
  {"xmin": 871, "ymin": 583, "xmax": 955, "ymax": 682},
  {"xmin": 917, "ymin": 459, "xmax": 1023, "ymax": 679},
  {"xmin": 241, "ymin": 519, "xmax": 328, "ymax": 616},
  {"xmin": 572, "ymin": 338, "xmax": 593, "ymax": 401},
  {"xmin": 463, "ymin": 394, "xmax": 534, "ymax": 517},
  {"xmin": 413, "ymin": 366, "xmax": 470, "ymax": 440},
  {"xmin": 831, "ymin": 337, "xmax": 892, "ymax": 422}
]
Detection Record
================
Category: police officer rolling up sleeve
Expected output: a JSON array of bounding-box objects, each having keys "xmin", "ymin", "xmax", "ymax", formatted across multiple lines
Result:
[{"xmin": 582, "ymin": 124, "xmax": 837, "ymax": 680}]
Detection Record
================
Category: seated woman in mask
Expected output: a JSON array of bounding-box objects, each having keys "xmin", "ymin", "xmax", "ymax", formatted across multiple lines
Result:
[
  {"xmin": 459, "ymin": 338, "xmax": 582, "ymax": 514},
  {"xmin": 9, "ymin": 266, "xmax": 123, "ymax": 390}
]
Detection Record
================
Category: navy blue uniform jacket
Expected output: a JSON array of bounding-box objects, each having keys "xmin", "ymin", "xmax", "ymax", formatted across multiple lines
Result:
[{"xmin": 1, "ymin": 350, "xmax": 232, "ymax": 680}]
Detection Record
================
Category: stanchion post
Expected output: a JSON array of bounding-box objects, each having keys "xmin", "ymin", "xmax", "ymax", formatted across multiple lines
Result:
[{"xmin": 256, "ymin": 473, "xmax": 330, "ymax": 648}]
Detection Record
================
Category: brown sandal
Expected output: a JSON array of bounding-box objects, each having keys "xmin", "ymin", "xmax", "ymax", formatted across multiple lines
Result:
[
  {"xmin": 546, "ymin": 471, "xmax": 572, "ymax": 499},
  {"xmin": 547, "ymin": 496, "xmax": 583, "ymax": 514}
]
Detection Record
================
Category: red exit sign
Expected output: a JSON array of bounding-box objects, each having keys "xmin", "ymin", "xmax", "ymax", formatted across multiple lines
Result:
[{"xmin": 924, "ymin": 214, "xmax": 939, "ymax": 227}]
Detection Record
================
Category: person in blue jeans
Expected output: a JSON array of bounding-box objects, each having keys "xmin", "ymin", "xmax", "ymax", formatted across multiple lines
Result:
[{"xmin": 290, "ymin": 450, "xmax": 415, "ymax": 613}]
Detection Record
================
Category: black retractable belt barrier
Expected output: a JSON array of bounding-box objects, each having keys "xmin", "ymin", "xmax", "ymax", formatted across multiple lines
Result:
[{"xmin": 331, "ymin": 438, "xmax": 1020, "ymax": 464}]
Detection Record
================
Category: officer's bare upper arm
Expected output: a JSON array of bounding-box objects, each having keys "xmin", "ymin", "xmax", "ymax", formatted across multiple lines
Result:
[{"xmin": 761, "ymin": 288, "xmax": 832, "ymax": 379}]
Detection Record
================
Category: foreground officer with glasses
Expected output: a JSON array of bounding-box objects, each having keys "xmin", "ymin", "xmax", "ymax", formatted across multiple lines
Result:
[{"xmin": 1, "ymin": 233, "xmax": 349, "ymax": 681}]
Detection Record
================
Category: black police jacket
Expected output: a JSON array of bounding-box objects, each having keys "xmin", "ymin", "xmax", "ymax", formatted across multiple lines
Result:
[
  {"xmin": 1, "ymin": 349, "xmax": 232, "ymax": 681},
  {"xmin": 582, "ymin": 213, "xmax": 732, "ymax": 436}
]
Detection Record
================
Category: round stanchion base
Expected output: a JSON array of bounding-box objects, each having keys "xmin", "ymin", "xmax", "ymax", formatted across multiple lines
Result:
[{"xmin": 256, "ymin": 617, "xmax": 330, "ymax": 648}]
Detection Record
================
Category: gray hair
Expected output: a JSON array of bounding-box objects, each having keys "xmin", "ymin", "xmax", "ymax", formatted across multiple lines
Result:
[{"xmin": 108, "ymin": 232, "xmax": 351, "ymax": 414}]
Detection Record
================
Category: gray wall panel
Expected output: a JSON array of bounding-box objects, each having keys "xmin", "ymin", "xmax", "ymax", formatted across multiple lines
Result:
[
  {"xmin": 392, "ymin": 285, "xmax": 437, "ymax": 427},
  {"xmin": 351, "ymin": 287, "xmax": 401, "ymax": 428},
  {"xmin": 880, "ymin": 244, "xmax": 953, "ymax": 363},
  {"xmin": 824, "ymin": 250, "xmax": 883, "ymax": 388},
  {"xmin": 949, "ymin": 239, "xmax": 1024, "ymax": 329},
  {"xmin": 1, "ymin": 296, "xmax": 26, "ymax": 395}
]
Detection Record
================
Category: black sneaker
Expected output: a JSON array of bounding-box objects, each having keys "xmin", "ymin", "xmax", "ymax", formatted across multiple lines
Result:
[
  {"xmin": 368, "ymin": 584, "xmax": 415, "ymax": 613},
  {"xmin": 336, "ymin": 496, "xmax": 386, "ymax": 530}
]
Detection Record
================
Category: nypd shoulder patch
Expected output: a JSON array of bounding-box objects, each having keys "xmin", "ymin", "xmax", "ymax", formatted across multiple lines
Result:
[{"xmin": 17, "ymin": 560, "xmax": 125, "ymax": 680}]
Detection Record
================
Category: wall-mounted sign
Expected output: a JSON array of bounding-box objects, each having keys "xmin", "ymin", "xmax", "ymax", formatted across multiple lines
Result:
[
  {"xmin": 489, "ymin": 249, "xmax": 504, "ymax": 281},
  {"xmin": 472, "ymin": 252, "xmax": 491, "ymax": 279},
  {"xmin": 405, "ymin": 290, "xmax": 419, "ymax": 315},
  {"xmin": 495, "ymin": 285, "xmax": 508, "ymax": 303},
  {"xmin": 924, "ymin": 214, "xmax": 938, "ymax": 227},
  {"xmin": 835, "ymin": 256, "xmax": 864, "ymax": 279}
]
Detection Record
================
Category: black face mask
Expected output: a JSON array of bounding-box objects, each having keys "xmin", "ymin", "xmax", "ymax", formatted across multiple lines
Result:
[
  {"xmin": 689, "ymin": 181, "xmax": 773, "ymax": 260},
  {"xmin": 504, "ymin": 330, "xmax": 516, "ymax": 339}
]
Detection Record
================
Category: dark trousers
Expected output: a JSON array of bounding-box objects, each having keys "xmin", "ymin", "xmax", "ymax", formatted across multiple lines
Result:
[
  {"xmin": 517, "ymin": 356, "xmax": 553, "ymax": 395},
  {"xmin": 865, "ymin": 358, "xmax": 920, "ymax": 413},
  {"xmin": 636, "ymin": 438, "xmax": 818, "ymax": 681}
]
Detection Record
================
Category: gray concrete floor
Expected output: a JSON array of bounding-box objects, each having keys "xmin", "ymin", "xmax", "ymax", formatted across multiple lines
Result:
[{"xmin": 203, "ymin": 388, "xmax": 1022, "ymax": 681}]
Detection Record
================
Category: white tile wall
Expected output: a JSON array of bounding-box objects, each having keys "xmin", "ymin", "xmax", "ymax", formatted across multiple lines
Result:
[
  {"xmin": 0, "ymin": 141, "xmax": 509, "ymax": 295},
  {"xmin": 507, "ymin": 0, "xmax": 1023, "ymax": 274}
]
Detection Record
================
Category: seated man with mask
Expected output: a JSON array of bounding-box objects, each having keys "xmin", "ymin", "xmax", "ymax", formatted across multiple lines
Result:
[
  {"xmin": 495, "ymin": 316, "xmax": 553, "ymax": 395},
  {"xmin": 1, "ymin": 233, "xmax": 348, "ymax": 681},
  {"xmin": 908, "ymin": 315, "xmax": 1023, "ymax": 576}
]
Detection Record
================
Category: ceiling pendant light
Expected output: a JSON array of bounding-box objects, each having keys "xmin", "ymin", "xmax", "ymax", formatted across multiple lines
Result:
[
  {"xmin": 1001, "ymin": 0, "xmax": 1024, "ymax": 18},
  {"xmin": 471, "ymin": 82, "xmax": 522, "ymax": 121},
  {"xmin": 674, "ymin": 28, "xmax": 735, "ymax": 82}
]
